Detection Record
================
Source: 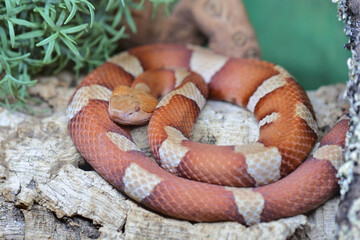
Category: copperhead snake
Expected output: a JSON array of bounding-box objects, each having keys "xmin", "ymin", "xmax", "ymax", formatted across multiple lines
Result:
[{"xmin": 66, "ymin": 44, "xmax": 349, "ymax": 225}]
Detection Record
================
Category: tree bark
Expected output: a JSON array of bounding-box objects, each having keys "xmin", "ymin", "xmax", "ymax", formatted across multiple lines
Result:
[{"xmin": 335, "ymin": 0, "xmax": 360, "ymax": 239}]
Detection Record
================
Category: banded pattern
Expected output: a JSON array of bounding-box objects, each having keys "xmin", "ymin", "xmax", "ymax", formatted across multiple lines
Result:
[
  {"xmin": 147, "ymin": 46, "xmax": 317, "ymax": 186},
  {"xmin": 67, "ymin": 44, "xmax": 349, "ymax": 225}
]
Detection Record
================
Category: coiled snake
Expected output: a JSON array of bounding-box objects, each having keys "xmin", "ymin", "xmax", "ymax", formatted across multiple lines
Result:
[{"xmin": 67, "ymin": 44, "xmax": 349, "ymax": 225}]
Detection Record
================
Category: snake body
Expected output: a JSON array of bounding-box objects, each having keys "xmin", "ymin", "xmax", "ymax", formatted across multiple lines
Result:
[{"xmin": 67, "ymin": 44, "xmax": 349, "ymax": 225}]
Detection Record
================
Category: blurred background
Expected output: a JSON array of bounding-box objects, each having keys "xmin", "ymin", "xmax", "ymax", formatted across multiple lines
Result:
[{"xmin": 243, "ymin": 0, "xmax": 350, "ymax": 90}]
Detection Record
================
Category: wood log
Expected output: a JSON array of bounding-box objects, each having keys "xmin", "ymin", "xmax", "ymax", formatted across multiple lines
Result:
[{"xmin": 118, "ymin": 0, "xmax": 261, "ymax": 59}]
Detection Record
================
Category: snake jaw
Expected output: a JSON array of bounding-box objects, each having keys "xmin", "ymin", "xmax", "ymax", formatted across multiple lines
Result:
[{"xmin": 108, "ymin": 85, "xmax": 158, "ymax": 125}]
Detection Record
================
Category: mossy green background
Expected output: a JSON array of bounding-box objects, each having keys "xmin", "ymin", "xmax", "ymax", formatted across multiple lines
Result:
[{"xmin": 243, "ymin": 0, "xmax": 350, "ymax": 90}]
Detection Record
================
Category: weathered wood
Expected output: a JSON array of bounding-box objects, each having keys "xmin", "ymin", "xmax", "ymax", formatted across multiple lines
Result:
[{"xmin": 334, "ymin": 0, "xmax": 360, "ymax": 239}]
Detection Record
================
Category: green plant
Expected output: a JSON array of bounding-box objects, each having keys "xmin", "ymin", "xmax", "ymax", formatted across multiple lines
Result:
[{"xmin": 0, "ymin": 0, "xmax": 175, "ymax": 112}]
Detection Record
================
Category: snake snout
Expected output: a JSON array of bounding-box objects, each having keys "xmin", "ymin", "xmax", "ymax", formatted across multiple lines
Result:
[{"xmin": 108, "ymin": 85, "xmax": 158, "ymax": 125}]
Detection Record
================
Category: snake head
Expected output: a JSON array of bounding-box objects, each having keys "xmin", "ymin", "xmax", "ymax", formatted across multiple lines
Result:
[{"xmin": 109, "ymin": 85, "xmax": 159, "ymax": 125}]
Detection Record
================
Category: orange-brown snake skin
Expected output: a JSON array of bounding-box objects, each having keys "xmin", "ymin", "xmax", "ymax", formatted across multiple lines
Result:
[{"xmin": 67, "ymin": 44, "xmax": 349, "ymax": 225}]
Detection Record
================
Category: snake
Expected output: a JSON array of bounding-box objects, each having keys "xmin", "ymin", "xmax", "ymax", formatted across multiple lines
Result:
[{"xmin": 66, "ymin": 44, "xmax": 349, "ymax": 225}]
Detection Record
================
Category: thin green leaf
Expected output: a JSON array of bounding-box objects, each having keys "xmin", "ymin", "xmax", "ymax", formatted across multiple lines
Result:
[
  {"xmin": 10, "ymin": 18, "xmax": 38, "ymax": 28},
  {"xmin": 90, "ymin": 10, "xmax": 94, "ymax": 27},
  {"xmin": 103, "ymin": 24, "xmax": 118, "ymax": 36},
  {"xmin": 25, "ymin": 58, "xmax": 44, "ymax": 66},
  {"xmin": 18, "ymin": 85, "xmax": 27, "ymax": 99},
  {"xmin": 43, "ymin": 40, "xmax": 55, "ymax": 63},
  {"xmin": 5, "ymin": 49, "xmax": 21, "ymax": 58},
  {"xmin": 60, "ymin": 32, "xmax": 76, "ymax": 44},
  {"xmin": 0, "ymin": 27, "xmax": 8, "ymax": 49},
  {"xmin": 34, "ymin": 8, "xmax": 57, "ymax": 29},
  {"xmin": 79, "ymin": 0, "xmax": 95, "ymax": 27},
  {"xmin": 58, "ymin": 3, "xmax": 67, "ymax": 10},
  {"xmin": 87, "ymin": 34, "xmax": 103, "ymax": 48},
  {"xmin": 111, "ymin": 7, "xmax": 123, "ymax": 29},
  {"xmin": 54, "ymin": 41, "xmax": 61, "ymax": 55},
  {"xmin": 7, "ymin": 76, "xmax": 15, "ymax": 97},
  {"xmin": 60, "ymin": 35, "xmax": 81, "ymax": 58},
  {"xmin": 0, "ymin": 53, "xmax": 11, "ymax": 73},
  {"xmin": 5, "ymin": 0, "xmax": 12, "ymax": 15},
  {"xmin": 5, "ymin": 98, "xmax": 11, "ymax": 109},
  {"xmin": 110, "ymin": 25, "xmax": 126, "ymax": 42},
  {"xmin": 36, "ymin": 32, "xmax": 59, "ymax": 47},
  {"xmin": 7, "ymin": 74, "xmax": 37, "ymax": 86},
  {"xmin": 15, "ymin": 30, "xmax": 43, "ymax": 40},
  {"xmin": 124, "ymin": 6, "xmax": 137, "ymax": 33},
  {"xmin": 9, "ymin": 5, "xmax": 27, "ymax": 15},
  {"xmin": 106, "ymin": 0, "xmax": 115, "ymax": 11},
  {"xmin": 61, "ymin": 23, "xmax": 88, "ymax": 34},
  {"xmin": 7, "ymin": 53, "xmax": 31, "ymax": 61},
  {"xmin": 78, "ymin": 0, "xmax": 96, "ymax": 11},
  {"xmin": 88, "ymin": 3, "xmax": 95, "ymax": 27},
  {"xmin": 151, "ymin": 2, "xmax": 160, "ymax": 19},
  {"xmin": 46, "ymin": 4, "xmax": 57, "ymax": 20},
  {"xmin": 56, "ymin": 10, "xmax": 67, "ymax": 26},
  {"xmin": 7, "ymin": 20, "xmax": 15, "ymax": 48},
  {"xmin": 64, "ymin": 2, "xmax": 77, "ymax": 24},
  {"xmin": 73, "ymin": 28, "xmax": 86, "ymax": 40},
  {"xmin": 64, "ymin": 0, "xmax": 72, "ymax": 11}
]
